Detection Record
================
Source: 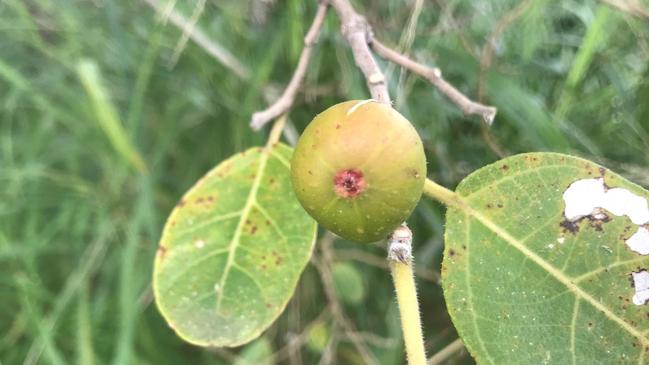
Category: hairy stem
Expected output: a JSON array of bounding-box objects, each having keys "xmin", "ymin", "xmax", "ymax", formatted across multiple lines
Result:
[{"xmin": 388, "ymin": 225, "xmax": 427, "ymax": 365}]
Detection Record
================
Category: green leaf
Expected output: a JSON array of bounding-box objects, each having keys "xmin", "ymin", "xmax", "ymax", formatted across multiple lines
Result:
[
  {"xmin": 443, "ymin": 152, "xmax": 649, "ymax": 364},
  {"xmin": 332, "ymin": 262, "xmax": 366, "ymax": 305},
  {"xmin": 306, "ymin": 321, "xmax": 331, "ymax": 353},
  {"xmin": 153, "ymin": 143, "xmax": 317, "ymax": 347},
  {"xmin": 233, "ymin": 337, "xmax": 274, "ymax": 365}
]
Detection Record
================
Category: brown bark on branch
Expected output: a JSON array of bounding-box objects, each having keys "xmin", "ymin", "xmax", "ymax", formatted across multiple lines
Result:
[
  {"xmin": 329, "ymin": 0, "xmax": 391, "ymax": 104},
  {"xmin": 371, "ymin": 39, "xmax": 497, "ymax": 125},
  {"xmin": 251, "ymin": 0, "xmax": 498, "ymax": 128}
]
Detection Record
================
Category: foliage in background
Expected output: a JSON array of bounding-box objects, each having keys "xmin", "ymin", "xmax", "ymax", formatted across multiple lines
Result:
[{"xmin": 0, "ymin": 0, "xmax": 648, "ymax": 364}]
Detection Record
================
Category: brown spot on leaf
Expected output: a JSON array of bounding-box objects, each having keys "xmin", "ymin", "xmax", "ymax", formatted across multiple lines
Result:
[
  {"xmin": 500, "ymin": 164, "xmax": 509, "ymax": 171},
  {"xmin": 449, "ymin": 249, "xmax": 456, "ymax": 257},
  {"xmin": 177, "ymin": 199, "xmax": 187, "ymax": 208},
  {"xmin": 560, "ymin": 219, "xmax": 580, "ymax": 234}
]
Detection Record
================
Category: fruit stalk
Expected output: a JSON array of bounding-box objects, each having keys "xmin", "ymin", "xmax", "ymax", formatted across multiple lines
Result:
[
  {"xmin": 388, "ymin": 225, "xmax": 427, "ymax": 365},
  {"xmin": 423, "ymin": 178, "xmax": 458, "ymax": 206}
]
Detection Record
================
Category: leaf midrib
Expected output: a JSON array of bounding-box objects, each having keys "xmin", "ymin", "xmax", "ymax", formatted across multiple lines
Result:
[
  {"xmin": 215, "ymin": 146, "xmax": 272, "ymax": 312},
  {"xmin": 456, "ymin": 198, "xmax": 649, "ymax": 347}
]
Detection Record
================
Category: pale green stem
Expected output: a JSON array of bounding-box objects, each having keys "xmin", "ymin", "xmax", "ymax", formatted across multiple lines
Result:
[
  {"xmin": 388, "ymin": 225, "xmax": 426, "ymax": 365},
  {"xmin": 266, "ymin": 113, "xmax": 287, "ymax": 147},
  {"xmin": 423, "ymin": 178, "xmax": 459, "ymax": 206},
  {"xmin": 391, "ymin": 260, "xmax": 427, "ymax": 365}
]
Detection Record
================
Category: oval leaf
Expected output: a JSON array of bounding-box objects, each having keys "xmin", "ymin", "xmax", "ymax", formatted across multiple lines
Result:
[
  {"xmin": 443, "ymin": 153, "xmax": 649, "ymax": 364},
  {"xmin": 154, "ymin": 143, "xmax": 317, "ymax": 347}
]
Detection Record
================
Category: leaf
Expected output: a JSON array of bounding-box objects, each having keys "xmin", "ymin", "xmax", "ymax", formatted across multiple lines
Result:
[
  {"xmin": 153, "ymin": 143, "xmax": 317, "ymax": 347},
  {"xmin": 443, "ymin": 152, "xmax": 649, "ymax": 364},
  {"xmin": 332, "ymin": 262, "xmax": 366, "ymax": 305},
  {"xmin": 233, "ymin": 337, "xmax": 274, "ymax": 365},
  {"xmin": 306, "ymin": 321, "xmax": 331, "ymax": 353}
]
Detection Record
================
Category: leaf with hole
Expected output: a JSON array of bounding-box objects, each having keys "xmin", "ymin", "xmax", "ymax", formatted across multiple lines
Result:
[
  {"xmin": 153, "ymin": 143, "xmax": 317, "ymax": 347},
  {"xmin": 443, "ymin": 153, "xmax": 649, "ymax": 364}
]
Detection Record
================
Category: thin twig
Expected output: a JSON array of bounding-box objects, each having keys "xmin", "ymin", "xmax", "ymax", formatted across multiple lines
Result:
[
  {"xmin": 250, "ymin": 2, "xmax": 330, "ymax": 130},
  {"xmin": 476, "ymin": 0, "xmax": 534, "ymax": 158},
  {"xmin": 478, "ymin": 0, "xmax": 535, "ymax": 101},
  {"xmin": 267, "ymin": 307, "xmax": 332, "ymax": 364},
  {"xmin": 329, "ymin": 0, "xmax": 390, "ymax": 104},
  {"xmin": 313, "ymin": 232, "xmax": 380, "ymax": 365},
  {"xmin": 335, "ymin": 248, "xmax": 440, "ymax": 284},
  {"xmin": 427, "ymin": 338, "xmax": 465, "ymax": 365},
  {"xmin": 601, "ymin": 0, "xmax": 649, "ymax": 18},
  {"xmin": 141, "ymin": 0, "xmax": 250, "ymax": 79},
  {"xmin": 167, "ymin": 0, "xmax": 206, "ymax": 68},
  {"xmin": 318, "ymin": 329, "xmax": 340, "ymax": 365},
  {"xmin": 371, "ymin": 38, "xmax": 497, "ymax": 125}
]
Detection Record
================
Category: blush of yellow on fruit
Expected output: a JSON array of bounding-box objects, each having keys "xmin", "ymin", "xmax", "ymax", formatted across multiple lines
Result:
[{"xmin": 291, "ymin": 100, "xmax": 427, "ymax": 243}]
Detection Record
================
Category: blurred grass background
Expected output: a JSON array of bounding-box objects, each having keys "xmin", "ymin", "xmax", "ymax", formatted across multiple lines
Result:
[{"xmin": 1, "ymin": 0, "xmax": 648, "ymax": 364}]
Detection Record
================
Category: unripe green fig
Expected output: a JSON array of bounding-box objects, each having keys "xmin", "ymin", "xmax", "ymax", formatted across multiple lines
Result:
[{"xmin": 291, "ymin": 100, "xmax": 427, "ymax": 243}]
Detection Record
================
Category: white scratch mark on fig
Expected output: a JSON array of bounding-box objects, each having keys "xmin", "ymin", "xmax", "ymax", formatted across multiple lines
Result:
[{"xmin": 347, "ymin": 99, "xmax": 376, "ymax": 116}]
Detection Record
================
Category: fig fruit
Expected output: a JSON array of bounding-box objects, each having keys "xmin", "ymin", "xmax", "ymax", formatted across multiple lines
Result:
[{"xmin": 291, "ymin": 100, "xmax": 427, "ymax": 243}]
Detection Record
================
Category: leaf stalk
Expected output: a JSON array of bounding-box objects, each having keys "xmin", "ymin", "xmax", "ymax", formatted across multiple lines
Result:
[{"xmin": 388, "ymin": 225, "xmax": 427, "ymax": 365}]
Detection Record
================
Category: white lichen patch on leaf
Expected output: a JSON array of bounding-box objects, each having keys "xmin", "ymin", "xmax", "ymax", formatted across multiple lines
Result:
[
  {"xmin": 563, "ymin": 178, "xmax": 649, "ymax": 224},
  {"xmin": 563, "ymin": 178, "xmax": 649, "ymax": 256},
  {"xmin": 626, "ymin": 227, "xmax": 649, "ymax": 255},
  {"xmin": 563, "ymin": 178, "xmax": 606, "ymax": 221},
  {"xmin": 631, "ymin": 270, "xmax": 649, "ymax": 306},
  {"xmin": 346, "ymin": 99, "xmax": 376, "ymax": 116}
]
